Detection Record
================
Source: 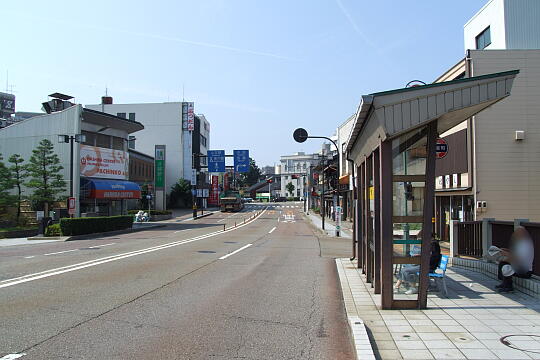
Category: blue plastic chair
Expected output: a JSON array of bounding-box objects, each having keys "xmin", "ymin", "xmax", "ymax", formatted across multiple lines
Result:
[{"xmin": 429, "ymin": 255, "xmax": 449, "ymax": 296}]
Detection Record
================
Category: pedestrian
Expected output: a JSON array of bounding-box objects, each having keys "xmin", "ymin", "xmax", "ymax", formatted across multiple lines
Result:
[{"xmin": 496, "ymin": 226, "xmax": 534, "ymax": 293}]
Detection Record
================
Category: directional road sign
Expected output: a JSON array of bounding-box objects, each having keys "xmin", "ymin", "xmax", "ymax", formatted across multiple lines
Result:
[
  {"xmin": 207, "ymin": 150, "xmax": 226, "ymax": 172},
  {"xmin": 234, "ymin": 150, "xmax": 250, "ymax": 173}
]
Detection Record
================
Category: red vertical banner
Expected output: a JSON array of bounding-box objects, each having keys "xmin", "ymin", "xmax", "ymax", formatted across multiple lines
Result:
[
  {"xmin": 209, "ymin": 175, "xmax": 219, "ymax": 205},
  {"xmin": 224, "ymin": 172, "xmax": 229, "ymax": 191}
]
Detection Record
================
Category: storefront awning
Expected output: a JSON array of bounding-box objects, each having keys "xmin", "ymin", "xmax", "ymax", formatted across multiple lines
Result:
[
  {"xmin": 80, "ymin": 178, "xmax": 141, "ymax": 199},
  {"xmin": 347, "ymin": 70, "xmax": 519, "ymax": 162}
]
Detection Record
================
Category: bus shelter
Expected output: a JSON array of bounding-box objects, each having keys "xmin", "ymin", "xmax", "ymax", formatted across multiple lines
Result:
[{"xmin": 346, "ymin": 70, "xmax": 518, "ymax": 309}]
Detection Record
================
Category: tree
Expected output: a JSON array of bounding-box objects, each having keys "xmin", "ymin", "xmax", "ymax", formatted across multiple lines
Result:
[
  {"xmin": 168, "ymin": 178, "xmax": 193, "ymax": 208},
  {"xmin": 286, "ymin": 182, "xmax": 295, "ymax": 197},
  {"xmin": 8, "ymin": 154, "xmax": 28, "ymax": 224},
  {"xmin": 25, "ymin": 139, "xmax": 66, "ymax": 214},
  {"xmin": 238, "ymin": 158, "xmax": 262, "ymax": 187},
  {"xmin": 0, "ymin": 154, "xmax": 15, "ymax": 214}
]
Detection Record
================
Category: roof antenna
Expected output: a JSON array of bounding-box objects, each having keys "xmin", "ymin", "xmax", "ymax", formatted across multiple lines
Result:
[
  {"xmin": 182, "ymin": 83, "xmax": 185, "ymax": 102},
  {"xmin": 5, "ymin": 70, "xmax": 8, "ymax": 93}
]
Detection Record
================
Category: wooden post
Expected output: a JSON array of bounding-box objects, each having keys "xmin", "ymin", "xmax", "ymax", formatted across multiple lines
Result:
[
  {"xmin": 380, "ymin": 139, "xmax": 394, "ymax": 310},
  {"xmin": 418, "ymin": 121, "xmax": 437, "ymax": 309},
  {"xmin": 373, "ymin": 148, "xmax": 381, "ymax": 294}
]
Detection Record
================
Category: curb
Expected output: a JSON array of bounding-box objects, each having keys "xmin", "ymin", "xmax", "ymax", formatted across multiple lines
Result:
[
  {"xmin": 28, "ymin": 224, "xmax": 167, "ymax": 241},
  {"xmin": 193, "ymin": 212, "xmax": 215, "ymax": 220},
  {"xmin": 335, "ymin": 259, "xmax": 376, "ymax": 360}
]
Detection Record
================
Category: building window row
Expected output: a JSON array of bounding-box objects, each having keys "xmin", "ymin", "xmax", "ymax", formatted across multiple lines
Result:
[
  {"xmin": 129, "ymin": 160, "xmax": 153, "ymax": 179},
  {"xmin": 200, "ymin": 134, "xmax": 207, "ymax": 147},
  {"xmin": 82, "ymin": 130, "xmax": 126, "ymax": 150},
  {"xmin": 116, "ymin": 112, "xmax": 136, "ymax": 121}
]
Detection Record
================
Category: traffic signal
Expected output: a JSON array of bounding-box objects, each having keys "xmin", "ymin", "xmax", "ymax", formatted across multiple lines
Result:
[
  {"xmin": 266, "ymin": 179, "xmax": 273, "ymax": 183},
  {"xmin": 291, "ymin": 174, "xmax": 299, "ymax": 179}
]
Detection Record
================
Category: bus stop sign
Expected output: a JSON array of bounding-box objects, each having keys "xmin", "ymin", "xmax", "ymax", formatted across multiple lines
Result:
[{"xmin": 435, "ymin": 138, "xmax": 448, "ymax": 159}]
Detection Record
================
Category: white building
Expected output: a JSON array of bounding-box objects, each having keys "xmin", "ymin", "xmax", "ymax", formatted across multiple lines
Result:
[
  {"xmin": 279, "ymin": 152, "xmax": 319, "ymax": 198},
  {"xmin": 86, "ymin": 99, "xmax": 210, "ymax": 196},
  {"xmin": 0, "ymin": 105, "xmax": 144, "ymax": 217},
  {"xmin": 464, "ymin": 0, "xmax": 540, "ymax": 51}
]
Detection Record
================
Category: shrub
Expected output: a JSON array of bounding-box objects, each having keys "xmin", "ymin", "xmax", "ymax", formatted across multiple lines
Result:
[
  {"xmin": 127, "ymin": 210, "xmax": 172, "ymax": 216},
  {"xmin": 286, "ymin": 197, "xmax": 295, "ymax": 202},
  {"xmin": 45, "ymin": 223, "xmax": 62, "ymax": 236},
  {"xmin": 60, "ymin": 215, "xmax": 133, "ymax": 236}
]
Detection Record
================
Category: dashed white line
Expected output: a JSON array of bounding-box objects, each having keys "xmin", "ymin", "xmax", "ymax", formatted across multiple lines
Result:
[
  {"xmin": 0, "ymin": 353, "xmax": 26, "ymax": 360},
  {"xmin": 43, "ymin": 249, "xmax": 79, "ymax": 256},
  {"xmin": 268, "ymin": 227, "xmax": 276, "ymax": 234},
  {"xmin": 24, "ymin": 256, "xmax": 35, "ymax": 259},
  {"xmin": 1, "ymin": 208, "xmax": 267, "ymax": 289},
  {"xmin": 218, "ymin": 243, "xmax": 252, "ymax": 260}
]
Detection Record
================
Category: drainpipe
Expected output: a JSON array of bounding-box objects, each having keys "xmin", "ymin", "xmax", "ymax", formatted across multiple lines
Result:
[
  {"xmin": 347, "ymin": 155, "xmax": 357, "ymax": 260},
  {"xmin": 466, "ymin": 49, "xmax": 479, "ymax": 221}
]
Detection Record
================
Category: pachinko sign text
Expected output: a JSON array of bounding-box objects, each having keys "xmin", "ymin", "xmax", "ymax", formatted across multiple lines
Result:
[{"xmin": 80, "ymin": 145, "xmax": 128, "ymax": 180}]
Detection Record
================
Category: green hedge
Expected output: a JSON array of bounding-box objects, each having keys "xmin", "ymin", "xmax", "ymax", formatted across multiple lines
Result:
[
  {"xmin": 45, "ymin": 224, "xmax": 62, "ymax": 237},
  {"xmin": 127, "ymin": 210, "xmax": 172, "ymax": 216},
  {"xmin": 60, "ymin": 215, "xmax": 134, "ymax": 236}
]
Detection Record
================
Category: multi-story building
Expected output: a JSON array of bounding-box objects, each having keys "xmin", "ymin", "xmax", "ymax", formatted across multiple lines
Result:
[
  {"xmin": 433, "ymin": 0, "xmax": 540, "ymax": 240},
  {"xmin": 0, "ymin": 102, "xmax": 144, "ymax": 217},
  {"xmin": 86, "ymin": 98, "xmax": 210, "ymax": 198},
  {"xmin": 278, "ymin": 152, "xmax": 319, "ymax": 198}
]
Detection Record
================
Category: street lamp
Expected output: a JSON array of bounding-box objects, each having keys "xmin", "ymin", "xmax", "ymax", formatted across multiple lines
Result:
[
  {"xmin": 293, "ymin": 128, "xmax": 341, "ymax": 237},
  {"xmin": 58, "ymin": 134, "xmax": 86, "ymax": 201}
]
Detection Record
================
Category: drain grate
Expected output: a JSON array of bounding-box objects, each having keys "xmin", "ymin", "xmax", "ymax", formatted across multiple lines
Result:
[
  {"xmin": 197, "ymin": 250, "xmax": 216, "ymax": 254},
  {"xmin": 224, "ymin": 241, "xmax": 237, "ymax": 244}
]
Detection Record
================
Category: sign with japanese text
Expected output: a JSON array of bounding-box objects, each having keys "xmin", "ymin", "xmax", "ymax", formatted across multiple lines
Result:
[
  {"xmin": 155, "ymin": 145, "xmax": 166, "ymax": 190},
  {"xmin": 207, "ymin": 150, "xmax": 225, "ymax": 172},
  {"xmin": 233, "ymin": 150, "xmax": 250, "ymax": 173}
]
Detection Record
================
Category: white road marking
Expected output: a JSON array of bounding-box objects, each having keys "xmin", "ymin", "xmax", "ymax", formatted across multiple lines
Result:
[
  {"xmin": 24, "ymin": 256, "xmax": 35, "ymax": 259},
  {"xmin": 0, "ymin": 208, "xmax": 268, "ymax": 289},
  {"xmin": 43, "ymin": 249, "xmax": 79, "ymax": 256},
  {"xmin": 268, "ymin": 227, "xmax": 276, "ymax": 234},
  {"xmin": 0, "ymin": 354, "xmax": 26, "ymax": 360},
  {"xmin": 218, "ymin": 243, "xmax": 252, "ymax": 260}
]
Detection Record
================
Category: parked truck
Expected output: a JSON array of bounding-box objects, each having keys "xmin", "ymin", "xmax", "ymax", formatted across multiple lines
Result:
[{"xmin": 220, "ymin": 191, "xmax": 244, "ymax": 212}]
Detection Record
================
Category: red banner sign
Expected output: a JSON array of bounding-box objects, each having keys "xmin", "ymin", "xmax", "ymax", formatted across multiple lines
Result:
[{"xmin": 209, "ymin": 175, "xmax": 220, "ymax": 205}]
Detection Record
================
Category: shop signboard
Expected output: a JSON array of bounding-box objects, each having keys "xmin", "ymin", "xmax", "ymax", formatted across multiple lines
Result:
[
  {"xmin": 155, "ymin": 145, "xmax": 166, "ymax": 190},
  {"xmin": 68, "ymin": 197, "xmax": 76, "ymax": 215},
  {"xmin": 436, "ymin": 138, "xmax": 448, "ymax": 159},
  {"xmin": 209, "ymin": 175, "xmax": 220, "ymax": 205},
  {"xmin": 181, "ymin": 101, "xmax": 195, "ymax": 131},
  {"xmin": 80, "ymin": 145, "xmax": 128, "ymax": 180}
]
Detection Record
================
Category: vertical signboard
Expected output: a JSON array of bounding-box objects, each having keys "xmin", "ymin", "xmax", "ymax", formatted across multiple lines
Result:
[
  {"xmin": 209, "ymin": 175, "xmax": 219, "ymax": 206},
  {"xmin": 207, "ymin": 150, "xmax": 226, "ymax": 173},
  {"xmin": 154, "ymin": 145, "xmax": 166, "ymax": 210},
  {"xmin": 181, "ymin": 102, "xmax": 194, "ymax": 131},
  {"xmin": 233, "ymin": 150, "xmax": 250, "ymax": 173}
]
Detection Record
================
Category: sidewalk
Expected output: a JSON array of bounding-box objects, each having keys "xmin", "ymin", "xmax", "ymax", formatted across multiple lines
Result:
[
  {"xmin": 336, "ymin": 258, "xmax": 540, "ymax": 360},
  {"xmin": 307, "ymin": 213, "xmax": 353, "ymax": 238}
]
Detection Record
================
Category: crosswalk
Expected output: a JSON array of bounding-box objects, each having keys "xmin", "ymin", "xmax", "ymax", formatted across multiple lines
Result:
[{"xmin": 244, "ymin": 204, "xmax": 301, "ymax": 210}]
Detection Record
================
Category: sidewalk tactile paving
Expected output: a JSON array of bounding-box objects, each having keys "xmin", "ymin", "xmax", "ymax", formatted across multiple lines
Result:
[{"xmin": 335, "ymin": 258, "xmax": 540, "ymax": 360}]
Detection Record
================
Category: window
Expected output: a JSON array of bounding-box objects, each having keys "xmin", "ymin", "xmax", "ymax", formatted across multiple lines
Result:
[
  {"xmin": 128, "ymin": 136, "xmax": 136, "ymax": 150},
  {"xmin": 112, "ymin": 136, "xmax": 124, "ymax": 150},
  {"xmin": 128, "ymin": 112, "xmax": 136, "ymax": 121},
  {"xmin": 200, "ymin": 157, "xmax": 207, "ymax": 166},
  {"xmin": 200, "ymin": 134, "xmax": 207, "ymax": 147},
  {"xmin": 81, "ymin": 130, "xmax": 96, "ymax": 146},
  {"xmin": 96, "ymin": 133, "xmax": 111, "ymax": 148},
  {"xmin": 475, "ymin": 26, "xmax": 491, "ymax": 49},
  {"xmin": 117, "ymin": 112, "xmax": 126, "ymax": 119}
]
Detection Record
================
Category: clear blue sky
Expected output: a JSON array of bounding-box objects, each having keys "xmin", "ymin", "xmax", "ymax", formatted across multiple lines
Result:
[{"xmin": 3, "ymin": 0, "xmax": 486, "ymax": 167}]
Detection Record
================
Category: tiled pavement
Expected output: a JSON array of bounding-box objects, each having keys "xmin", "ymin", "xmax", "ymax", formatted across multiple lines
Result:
[{"xmin": 336, "ymin": 258, "xmax": 540, "ymax": 360}]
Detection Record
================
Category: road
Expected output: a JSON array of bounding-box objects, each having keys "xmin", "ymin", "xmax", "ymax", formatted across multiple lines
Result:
[{"xmin": 0, "ymin": 203, "xmax": 354, "ymax": 360}]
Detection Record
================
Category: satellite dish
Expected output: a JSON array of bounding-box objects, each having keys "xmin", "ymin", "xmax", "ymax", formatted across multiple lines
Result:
[{"xmin": 293, "ymin": 128, "xmax": 308, "ymax": 143}]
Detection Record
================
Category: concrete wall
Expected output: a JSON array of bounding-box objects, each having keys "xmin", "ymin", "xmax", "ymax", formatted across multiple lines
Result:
[
  {"xmin": 464, "ymin": 0, "xmax": 506, "ymax": 50},
  {"xmin": 470, "ymin": 50, "xmax": 540, "ymax": 220},
  {"xmin": 87, "ymin": 102, "xmax": 183, "ymax": 194}
]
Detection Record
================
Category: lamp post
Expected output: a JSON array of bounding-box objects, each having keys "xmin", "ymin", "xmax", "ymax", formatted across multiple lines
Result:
[
  {"xmin": 58, "ymin": 134, "xmax": 86, "ymax": 217},
  {"xmin": 293, "ymin": 128, "xmax": 341, "ymax": 237}
]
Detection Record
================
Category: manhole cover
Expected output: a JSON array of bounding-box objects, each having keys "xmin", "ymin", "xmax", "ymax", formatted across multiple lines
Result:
[
  {"xmin": 197, "ymin": 250, "xmax": 216, "ymax": 254},
  {"xmin": 453, "ymin": 336, "xmax": 472, "ymax": 343}
]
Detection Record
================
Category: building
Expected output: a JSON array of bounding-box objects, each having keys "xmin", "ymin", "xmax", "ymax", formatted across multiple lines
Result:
[
  {"xmin": 463, "ymin": 0, "xmax": 540, "ymax": 51},
  {"xmin": 128, "ymin": 149, "xmax": 154, "ymax": 186},
  {"xmin": 278, "ymin": 152, "xmax": 318, "ymax": 198},
  {"xmin": 432, "ymin": 0, "xmax": 540, "ymax": 239},
  {"xmin": 336, "ymin": 115, "xmax": 355, "ymax": 221},
  {"xmin": 0, "ymin": 103, "xmax": 144, "ymax": 217},
  {"xmin": 86, "ymin": 98, "xmax": 210, "ymax": 200}
]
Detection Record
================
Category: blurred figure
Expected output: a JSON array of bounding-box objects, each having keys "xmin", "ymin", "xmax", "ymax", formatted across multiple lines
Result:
[{"xmin": 496, "ymin": 226, "xmax": 534, "ymax": 293}]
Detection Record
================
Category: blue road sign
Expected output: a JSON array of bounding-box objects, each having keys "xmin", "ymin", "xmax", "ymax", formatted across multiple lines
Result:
[
  {"xmin": 234, "ymin": 150, "xmax": 250, "ymax": 173},
  {"xmin": 207, "ymin": 150, "xmax": 226, "ymax": 172}
]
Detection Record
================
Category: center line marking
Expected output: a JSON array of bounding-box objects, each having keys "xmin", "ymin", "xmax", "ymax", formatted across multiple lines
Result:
[
  {"xmin": 268, "ymin": 227, "xmax": 276, "ymax": 234},
  {"xmin": 43, "ymin": 249, "xmax": 79, "ymax": 256},
  {"xmin": 219, "ymin": 244, "xmax": 252, "ymax": 260}
]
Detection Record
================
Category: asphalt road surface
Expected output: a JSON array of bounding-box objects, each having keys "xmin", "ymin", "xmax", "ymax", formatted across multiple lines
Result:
[{"xmin": 0, "ymin": 203, "xmax": 354, "ymax": 359}]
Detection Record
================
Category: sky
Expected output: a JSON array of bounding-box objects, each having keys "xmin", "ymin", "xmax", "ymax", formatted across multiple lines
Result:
[{"xmin": 2, "ymin": 0, "xmax": 487, "ymax": 167}]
